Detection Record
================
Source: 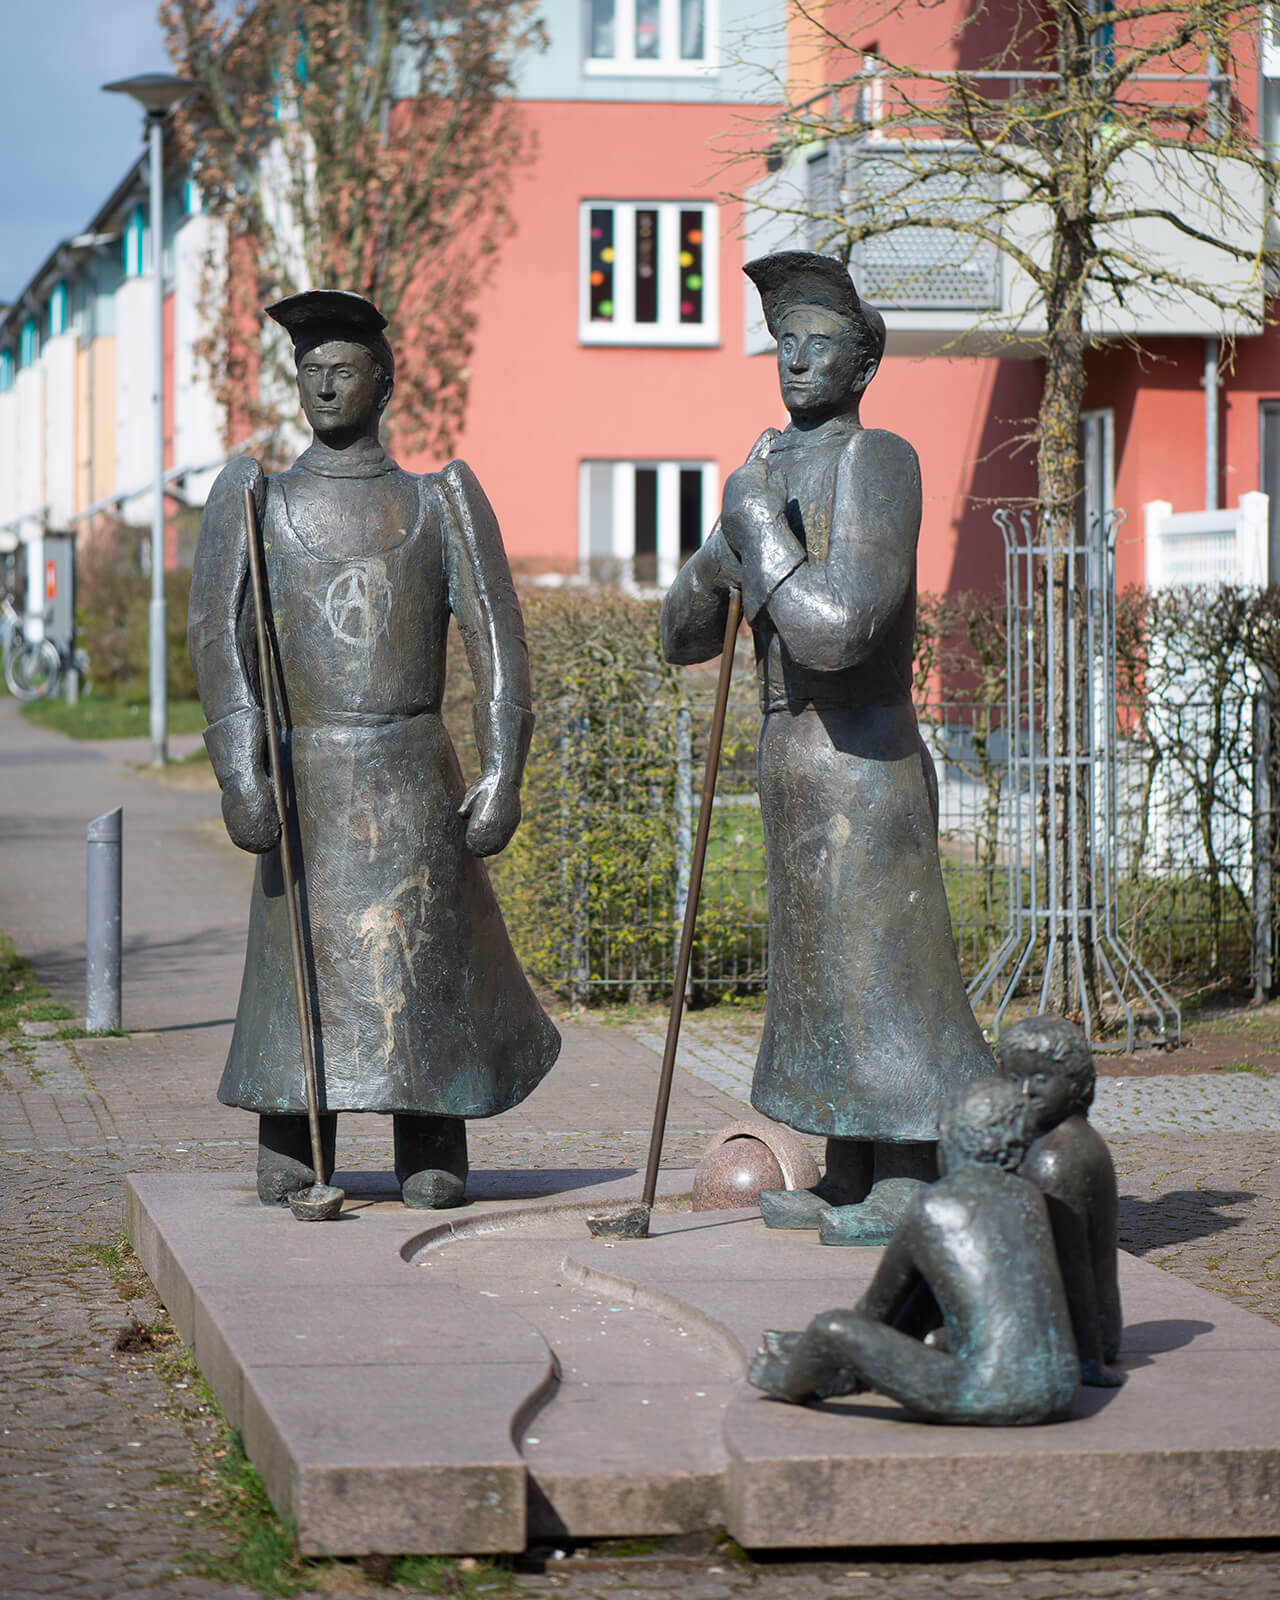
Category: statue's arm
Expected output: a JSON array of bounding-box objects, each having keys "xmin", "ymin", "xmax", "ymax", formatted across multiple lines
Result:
[
  {"xmin": 730, "ymin": 429, "xmax": 921, "ymax": 673},
  {"xmin": 440, "ymin": 459, "xmax": 532, "ymax": 857},
  {"xmin": 659, "ymin": 429, "xmax": 779, "ymax": 665},
  {"xmin": 856, "ymin": 1226, "xmax": 924, "ymax": 1325},
  {"xmin": 188, "ymin": 459, "xmax": 279, "ymax": 854}
]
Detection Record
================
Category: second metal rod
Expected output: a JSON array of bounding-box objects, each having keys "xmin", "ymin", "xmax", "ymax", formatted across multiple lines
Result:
[
  {"xmin": 641, "ymin": 587, "xmax": 742, "ymax": 1210},
  {"xmin": 242, "ymin": 485, "xmax": 327, "ymax": 1188}
]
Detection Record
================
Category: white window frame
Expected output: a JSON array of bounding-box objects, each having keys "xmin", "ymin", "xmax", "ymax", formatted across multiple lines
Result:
[
  {"xmin": 579, "ymin": 200, "xmax": 719, "ymax": 346},
  {"xmin": 579, "ymin": 459, "xmax": 719, "ymax": 590},
  {"xmin": 1080, "ymin": 408, "xmax": 1115, "ymax": 534},
  {"xmin": 1265, "ymin": 6, "xmax": 1280, "ymax": 77},
  {"xmin": 584, "ymin": 0, "xmax": 719, "ymax": 76}
]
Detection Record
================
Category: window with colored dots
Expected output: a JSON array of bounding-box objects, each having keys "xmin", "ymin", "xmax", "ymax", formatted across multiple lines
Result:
[{"xmin": 581, "ymin": 202, "xmax": 718, "ymax": 344}]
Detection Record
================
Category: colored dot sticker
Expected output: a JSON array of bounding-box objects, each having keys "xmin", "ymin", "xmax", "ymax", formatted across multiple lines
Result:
[
  {"xmin": 679, "ymin": 251, "xmax": 693, "ymax": 267},
  {"xmin": 686, "ymin": 275, "xmax": 702, "ymax": 290},
  {"xmin": 590, "ymin": 271, "xmax": 605, "ymax": 286},
  {"xmin": 597, "ymin": 301, "xmax": 613, "ymax": 317},
  {"xmin": 687, "ymin": 229, "xmax": 703, "ymax": 244},
  {"xmin": 600, "ymin": 248, "xmax": 615, "ymax": 264}
]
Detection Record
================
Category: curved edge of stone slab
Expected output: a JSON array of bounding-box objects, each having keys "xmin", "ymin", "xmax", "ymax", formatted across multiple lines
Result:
[
  {"xmin": 557, "ymin": 1253, "xmax": 747, "ymax": 1382},
  {"xmin": 400, "ymin": 1169, "xmax": 694, "ymax": 1261},
  {"xmin": 125, "ymin": 1171, "xmax": 556, "ymax": 1555}
]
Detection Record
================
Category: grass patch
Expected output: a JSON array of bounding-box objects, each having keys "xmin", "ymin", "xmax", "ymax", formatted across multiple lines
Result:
[
  {"xmin": 0, "ymin": 932, "xmax": 73, "ymax": 1035},
  {"xmin": 104, "ymin": 1281, "xmax": 527, "ymax": 1597},
  {"xmin": 20, "ymin": 692, "xmax": 206, "ymax": 740},
  {"xmin": 80, "ymin": 1233, "xmax": 134, "ymax": 1277},
  {"xmin": 160, "ymin": 746, "xmax": 212, "ymax": 770},
  {"xmin": 390, "ymin": 1553, "xmax": 520, "ymax": 1593},
  {"xmin": 185, "ymin": 1427, "xmax": 521, "ymax": 1597}
]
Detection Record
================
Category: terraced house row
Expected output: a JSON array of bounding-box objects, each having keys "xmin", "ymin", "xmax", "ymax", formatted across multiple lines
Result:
[{"xmin": 3, "ymin": 0, "xmax": 1279, "ymax": 603}]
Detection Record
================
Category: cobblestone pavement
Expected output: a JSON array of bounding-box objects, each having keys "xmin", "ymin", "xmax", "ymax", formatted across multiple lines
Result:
[
  {"xmin": 3, "ymin": 699, "xmax": 1280, "ymax": 1598},
  {"xmin": 3, "ymin": 1021, "xmax": 1279, "ymax": 1600},
  {"xmin": 629, "ymin": 1018, "xmax": 1280, "ymax": 1134}
]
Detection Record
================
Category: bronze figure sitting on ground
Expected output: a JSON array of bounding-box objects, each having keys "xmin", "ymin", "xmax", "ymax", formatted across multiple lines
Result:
[{"xmin": 748, "ymin": 1077, "xmax": 1080, "ymax": 1426}]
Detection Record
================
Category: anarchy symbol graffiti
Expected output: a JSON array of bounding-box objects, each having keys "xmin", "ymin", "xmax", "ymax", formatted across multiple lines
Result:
[{"xmin": 324, "ymin": 564, "xmax": 392, "ymax": 646}]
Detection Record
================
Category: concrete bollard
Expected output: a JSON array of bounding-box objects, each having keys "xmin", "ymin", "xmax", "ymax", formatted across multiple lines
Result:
[{"xmin": 86, "ymin": 807, "xmax": 122, "ymax": 1033}]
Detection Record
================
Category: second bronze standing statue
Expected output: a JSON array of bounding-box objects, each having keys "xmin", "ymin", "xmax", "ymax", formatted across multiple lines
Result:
[
  {"xmin": 662, "ymin": 252, "xmax": 993, "ymax": 1245},
  {"xmin": 189, "ymin": 291, "xmax": 560, "ymax": 1209}
]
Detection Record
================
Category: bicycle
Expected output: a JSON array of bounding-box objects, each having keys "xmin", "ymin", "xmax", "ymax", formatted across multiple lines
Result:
[{"xmin": 2, "ymin": 594, "xmax": 65, "ymax": 702}]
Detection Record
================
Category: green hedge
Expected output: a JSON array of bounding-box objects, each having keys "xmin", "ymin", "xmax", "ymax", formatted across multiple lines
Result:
[{"xmin": 487, "ymin": 588, "xmax": 763, "ymax": 1003}]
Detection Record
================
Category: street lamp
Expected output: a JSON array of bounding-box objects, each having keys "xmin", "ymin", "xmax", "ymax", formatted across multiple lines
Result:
[{"xmin": 103, "ymin": 72, "xmax": 195, "ymax": 766}]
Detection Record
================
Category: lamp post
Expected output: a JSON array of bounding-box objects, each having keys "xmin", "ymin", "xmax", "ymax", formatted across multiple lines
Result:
[{"xmin": 103, "ymin": 73, "xmax": 195, "ymax": 766}]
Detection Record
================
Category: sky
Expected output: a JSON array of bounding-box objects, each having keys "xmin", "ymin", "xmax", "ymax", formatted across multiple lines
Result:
[{"xmin": 2, "ymin": 0, "xmax": 174, "ymax": 302}]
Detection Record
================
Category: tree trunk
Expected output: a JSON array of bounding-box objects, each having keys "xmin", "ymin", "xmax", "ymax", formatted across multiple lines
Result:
[{"xmin": 1037, "ymin": 239, "xmax": 1098, "ymax": 1016}]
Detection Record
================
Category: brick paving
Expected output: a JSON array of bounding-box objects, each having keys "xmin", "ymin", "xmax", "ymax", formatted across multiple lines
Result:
[{"xmin": 2, "ymin": 695, "xmax": 1279, "ymax": 1598}]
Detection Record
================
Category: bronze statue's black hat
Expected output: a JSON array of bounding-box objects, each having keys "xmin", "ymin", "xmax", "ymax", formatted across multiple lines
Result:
[
  {"xmin": 744, "ymin": 250, "xmax": 885, "ymax": 360},
  {"xmin": 265, "ymin": 288, "xmax": 395, "ymax": 384},
  {"xmin": 266, "ymin": 288, "xmax": 385, "ymax": 345}
]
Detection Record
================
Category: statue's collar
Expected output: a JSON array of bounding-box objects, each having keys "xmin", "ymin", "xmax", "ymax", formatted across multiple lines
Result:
[
  {"xmin": 777, "ymin": 412, "xmax": 861, "ymax": 448},
  {"xmin": 296, "ymin": 438, "xmax": 398, "ymax": 479}
]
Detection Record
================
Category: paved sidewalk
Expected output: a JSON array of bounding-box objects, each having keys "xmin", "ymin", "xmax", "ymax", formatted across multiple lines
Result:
[{"xmin": 2, "ymin": 695, "xmax": 1280, "ymax": 1598}]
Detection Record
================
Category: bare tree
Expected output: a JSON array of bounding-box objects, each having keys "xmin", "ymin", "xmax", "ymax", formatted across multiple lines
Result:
[
  {"xmin": 728, "ymin": 0, "xmax": 1274, "ymax": 1015},
  {"xmin": 160, "ymin": 0, "xmax": 544, "ymax": 460}
]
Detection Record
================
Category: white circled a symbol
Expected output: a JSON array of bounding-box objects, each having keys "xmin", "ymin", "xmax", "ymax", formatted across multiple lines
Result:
[{"xmin": 324, "ymin": 565, "xmax": 391, "ymax": 645}]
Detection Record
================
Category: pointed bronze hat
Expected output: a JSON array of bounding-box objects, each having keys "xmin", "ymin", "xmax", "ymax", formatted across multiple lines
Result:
[
  {"xmin": 744, "ymin": 250, "xmax": 884, "ymax": 359},
  {"xmin": 265, "ymin": 288, "xmax": 387, "ymax": 347}
]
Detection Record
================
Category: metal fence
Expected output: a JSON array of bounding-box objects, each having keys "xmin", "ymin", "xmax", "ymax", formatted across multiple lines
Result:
[{"xmin": 500, "ymin": 582, "xmax": 1272, "ymax": 1014}]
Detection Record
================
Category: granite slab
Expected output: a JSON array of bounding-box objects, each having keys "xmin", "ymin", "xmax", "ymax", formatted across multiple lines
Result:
[{"xmin": 127, "ymin": 1170, "xmax": 1280, "ymax": 1555}]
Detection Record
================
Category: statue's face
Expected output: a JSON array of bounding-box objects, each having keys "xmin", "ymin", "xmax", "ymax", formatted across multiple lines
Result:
[
  {"xmin": 776, "ymin": 305, "xmax": 877, "ymax": 422},
  {"xmin": 297, "ymin": 340, "xmax": 386, "ymax": 438},
  {"xmin": 1017, "ymin": 1066, "xmax": 1073, "ymax": 1131}
]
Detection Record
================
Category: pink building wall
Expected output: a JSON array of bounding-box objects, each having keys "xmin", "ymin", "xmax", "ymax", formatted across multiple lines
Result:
[{"xmin": 404, "ymin": 99, "xmax": 782, "ymax": 570}]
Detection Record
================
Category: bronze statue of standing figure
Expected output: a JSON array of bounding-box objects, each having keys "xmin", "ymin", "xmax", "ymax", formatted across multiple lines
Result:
[
  {"xmin": 189, "ymin": 290, "xmax": 560, "ymax": 1209},
  {"xmin": 661, "ymin": 252, "xmax": 992, "ymax": 1245}
]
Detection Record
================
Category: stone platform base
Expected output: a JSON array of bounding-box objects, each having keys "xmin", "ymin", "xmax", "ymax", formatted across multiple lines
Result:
[{"xmin": 126, "ymin": 1169, "xmax": 1280, "ymax": 1557}]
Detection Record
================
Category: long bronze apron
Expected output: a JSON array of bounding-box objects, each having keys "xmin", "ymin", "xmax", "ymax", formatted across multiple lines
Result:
[{"xmin": 218, "ymin": 468, "xmax": 559, "ymax": 1116}]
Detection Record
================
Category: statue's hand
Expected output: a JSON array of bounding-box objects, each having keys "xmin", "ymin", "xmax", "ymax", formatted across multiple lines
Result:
[
  {"xmin": 460, "ymin": 773, "xmax": 522, "ymax": 857},
  {"xmin": 721, "ymin": 459, "xmax": 786, "ymax": 557},
  {"xmin": 221, "ymin": 776, "xmax": 280, "ymax": 854}
]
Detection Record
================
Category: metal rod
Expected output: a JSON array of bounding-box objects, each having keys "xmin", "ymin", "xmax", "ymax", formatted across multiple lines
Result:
[
  {"xmin": 85, "ymin": 807, "xmax": 122, "ymax": 1033},
  {"xmin": 640, "ymin": 587, "xmax": 742, "ymax": 1211},
  {"xmin": 148, "ymin": 111, "xmax": 168, "ymax": 766},
  {"xmin": 242, "ymin": 486, "xmax": 327, "ymax": 1186},
  {"xmin": 1205, "ymin": 336, "xmax": 1220, "ymax": 513}
]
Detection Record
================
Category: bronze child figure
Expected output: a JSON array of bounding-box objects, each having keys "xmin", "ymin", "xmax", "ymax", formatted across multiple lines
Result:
[
  {"xmin": 661, "ymin": 251, "xmax": 991, "ymax": 1245},
  {"xmin": 747, "ymin": 1077, "xmax": 1080, "ymax": 1426},
  {"xmin": 188, "ymin": 290, "xmax": 560, "ymax": 1209},
  {"xmin": 996, "ymin": 1015, "xmax": 1124, "ymax": 1388}
]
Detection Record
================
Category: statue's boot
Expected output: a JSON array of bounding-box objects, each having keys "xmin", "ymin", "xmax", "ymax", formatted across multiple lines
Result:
[
  {"xmin": 396, "ymin": 1114, "xmax": 468, "ymax": 1210},
  {"xmin": 817, "ymin": 1141, "xmax": 938, "ymax": 1247},
  {"xmin": 759, "ymin": 1136, "xmax": 873, "ymax": 1230},
  {"xmin": 257, "ymin": 1112, "xmax": 337, "ymax": 1206},
  {"xmin": 748, "ymin": 1348, "xmax": 798, "ymax": 1401},
  {"xmin": 817, "ymin": 1178, "xmax": 927, "ymax": 1245}
]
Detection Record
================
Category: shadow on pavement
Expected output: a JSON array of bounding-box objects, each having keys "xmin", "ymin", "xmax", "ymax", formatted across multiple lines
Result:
[{"xmin": 1119, "ymin": 1189, "xmax": 1252, "ymax": 1253}]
